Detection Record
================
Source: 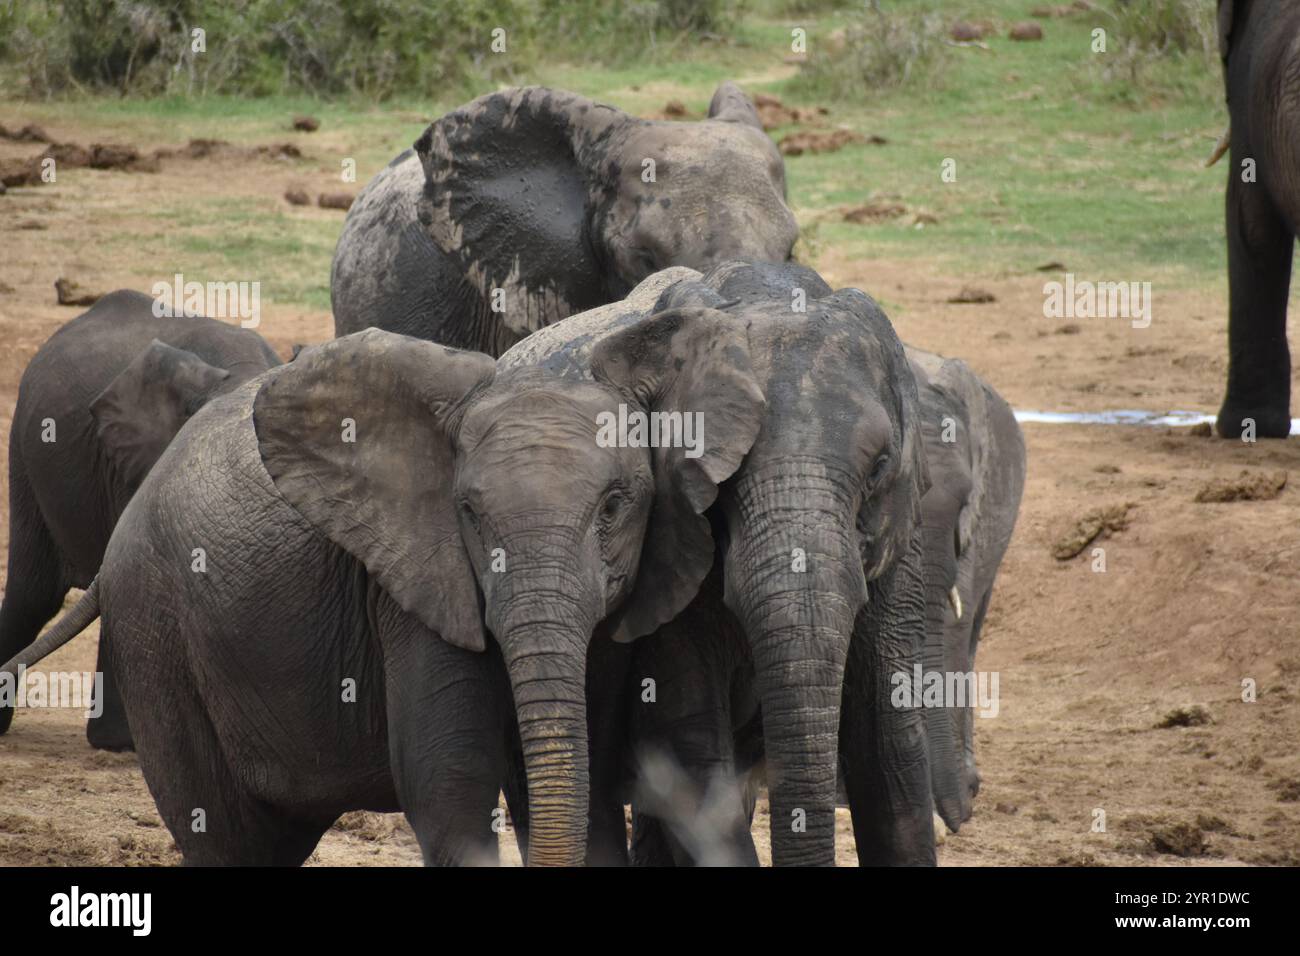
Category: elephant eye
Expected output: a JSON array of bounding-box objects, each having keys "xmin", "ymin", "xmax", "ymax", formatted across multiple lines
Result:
[
  {"xmin": 599, "ymin": 490, "xmax": 626, "ymax": 524},
  {"xmin": 868, "ymin": 452, "xmax": 891, "ymax": 486}
]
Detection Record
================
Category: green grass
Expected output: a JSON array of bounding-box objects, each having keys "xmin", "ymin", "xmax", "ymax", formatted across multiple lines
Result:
[{"xmin": 0, "ymin": 0, "xmax": 1233, "ymax": 307}]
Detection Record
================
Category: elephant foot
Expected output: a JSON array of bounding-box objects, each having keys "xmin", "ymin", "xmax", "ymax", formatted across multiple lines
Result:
[
  {"xmin": 86, "ymin": 718, "xmax": 135, "ymax": 752},
  {"xmin": 0, "ymin": 704, "xmax": 14, "ymax": 735},
  {"xmin": 1216, "ymin": 400, "xmax": 1292, "ymax": 439}
]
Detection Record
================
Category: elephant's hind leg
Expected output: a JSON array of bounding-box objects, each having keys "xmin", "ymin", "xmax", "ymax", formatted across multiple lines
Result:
[
  {"xmin": 121, "ymin": 642, "xmax": 321, "ymax": 865},
  {"xmin": 85, "ymin": 629, "xmax": 133, "ymax": 752},
  {"xmin": 0, "ymin": 456, "xmax": 70, "ymax": 735}
]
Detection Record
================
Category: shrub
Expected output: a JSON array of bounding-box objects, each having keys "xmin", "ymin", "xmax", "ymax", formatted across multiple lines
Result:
[
  {"xmin": 789, "ymin": 1, "xmax": 947, "ymax": 100},
  {"xmin": 0, "ymin": 0, "xmax": 745, "ymax": 99}
]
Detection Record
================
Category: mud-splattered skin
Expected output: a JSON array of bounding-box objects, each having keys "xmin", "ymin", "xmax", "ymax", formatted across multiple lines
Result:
[
  {"xmin": 331, "ymin": 84, "xmax": 797, "ymax": 357},
  {"xmin": 904, "ymin": 346, "xmax": 1025, "ymax": 835},
  {"xmin": 499, "ymin": 261, "xmax": 935, "ymax": 866},
  {"xmin": 0, "ymin": 290, "xmax": 280, "ymax": 745}
]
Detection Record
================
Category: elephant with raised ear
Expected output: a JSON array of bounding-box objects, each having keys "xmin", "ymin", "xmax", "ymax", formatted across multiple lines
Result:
[
  {"xmin": 0, "ymin": 289, "xmax": 280, "ymax": 746},
  {"xmin": 906, "ymin": 346, "xmax": 1025, "ymax": 833},
  {"xmin": 330, "ymin": 83, "xmax": 798, "ymax": 356},
  {"xmin": 500, "ymin": 260, "xmax": 935, "ymax": 866},
  {"xmin": 2, "ymin": 317, "xmax": 764, "ymax": 865},
  {"xmin": 1209, "ymin": 0, "xmax": 1300, "ymax": 437}
]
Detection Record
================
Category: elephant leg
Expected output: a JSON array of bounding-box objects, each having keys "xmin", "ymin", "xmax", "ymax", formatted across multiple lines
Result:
[
  {"xmin": 380, "ymin": 611, "xmax": 507, "ymax": 866},
  {"xmin": 85, "ymin": 630, "xmax": 133, "ymax": 751},
  {"xmin": 1218, "ymin": 168, "xmax": 1294, "ymax": 438},
  {"xmin": 0, "ymin": 458, "xmax": 69, "ymax": 735},
  {"xmin": 585, "ymin": 637, "xmax": 631, "ymax": 866},
  {"xmin": 116, "ymin": 629, "xmax": 308, "ymax": 865},
  {"xmin": 840, "ymin": 533, "xmax": 936, "ymax": 866}
]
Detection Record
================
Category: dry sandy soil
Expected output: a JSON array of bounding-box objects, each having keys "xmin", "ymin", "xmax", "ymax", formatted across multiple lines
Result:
[{"xmin": 0, "ymin": 120, "xmax": 1298, "ymax": 867}]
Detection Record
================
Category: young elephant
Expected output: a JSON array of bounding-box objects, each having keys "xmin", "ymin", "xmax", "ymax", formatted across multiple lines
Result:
[
  {"xmin": 906, "ymin": 347, "xmax": 1025, "ymax": 833},
  {"xmin": 331, "ymin": 83, "xmax": 798, "ymax": 356},
  {"xmin": 3, "ymin": 322, "xmax": 764, "ymax": 866},
  {"xmin": 1210, "ymin": 0, "xmax": 1300, "ymax": 437},
  {"xmin": 0, "ymin": 289, "xmax": 281, "ymax": 744},
  {"xmin": 501, "ymin": 261, "xmax": 934, "ymax": 866}
]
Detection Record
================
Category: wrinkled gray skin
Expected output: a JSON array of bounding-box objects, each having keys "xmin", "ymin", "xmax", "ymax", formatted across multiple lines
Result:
[
  {"xmin": 331, "ymin": 83, "xmax": 797, "ymax": 357},
  {"xmin": 500, "ymin": 261, "xmax": 934, "ymax": 866},
  {"xmin": 0, "ymin": 289, "xmax": 280, "ymax": 745},
  {"xmin": 1213, "ymin": 0, "xmax": 1299, "ymax": 438},
  {"xmin": 906, "ymin": 347, "xmax": 1025, "ymax": 833},
  {"xmin": 14, "ymin": 321, "xmax": 763, "ymax": 865}
]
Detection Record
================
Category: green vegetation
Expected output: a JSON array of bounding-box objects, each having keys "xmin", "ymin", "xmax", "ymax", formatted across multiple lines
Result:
[{"xmin": 0, "ymin": 0, "xmax": 1234, "ymax": 307}]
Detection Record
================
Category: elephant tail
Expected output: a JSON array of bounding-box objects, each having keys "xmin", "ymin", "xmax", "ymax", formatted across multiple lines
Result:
[{"xmin": 0, "ymin": 580, "xmax": 100, "ymax": 677}]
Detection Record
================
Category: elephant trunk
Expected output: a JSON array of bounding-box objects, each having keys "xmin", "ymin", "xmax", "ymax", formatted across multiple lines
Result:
[
  {"xmin": 726, "ymin": 469, "xmax": 863, "ymax": 866},
  {"xmin": 493, "ymin": 565, "xmax": 598, "ymax": 868},
  {"xmin": 920, "ymin": 520, "xmax": 969, "ymax": 831}
]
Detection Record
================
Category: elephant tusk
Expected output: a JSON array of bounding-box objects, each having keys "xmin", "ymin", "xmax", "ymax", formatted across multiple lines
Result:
[
  {"xmin": 948, "ymin": 585, "xmax": 963, "ymax": 621},
  {"xmin": 1204, "ymin": 126, "xmax": 1230, "ymax": 168}
]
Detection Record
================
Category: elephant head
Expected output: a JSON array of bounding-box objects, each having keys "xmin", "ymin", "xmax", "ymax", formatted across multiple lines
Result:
[
  {"xmin": 412, "ymin": 83, "xmax": 798, "ymax": 341},
  {"xmin": 253, "ymin": 324, "xmax": 764, "ymax": 865},
  {"xmin": 530, "ymin": 262, "xmax": 932, "ymax": 865},
  {"xmin": 90, "ymin": 337, "xmax": 271, "ymax": 500},
  {"xmin": 907, "ymin": 348, "xmax": 1025, "ymax": 833}
]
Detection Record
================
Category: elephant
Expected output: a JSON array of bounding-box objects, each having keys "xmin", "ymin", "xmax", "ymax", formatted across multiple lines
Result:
[
  {"xmin": 499, "ymin": 260, "xmax": 935, "ymax": 866},
  {"xmin": 905, "ymin": 346, "xmax": 1025, "ymax": 833},
  {"xmin": 330, "ymin": 83, "xmax": 798, "ymax": 357},
  {"xmin": 0, "ymin": 289, "xmax": 281, "ymax": 745},
  {"xmin": 2, "ymin": 320, "xmax": 765, "ymax": 865},
  {"xmin": 1209, "ymin": 0, "xmax": 1299, "ymax": 438}
]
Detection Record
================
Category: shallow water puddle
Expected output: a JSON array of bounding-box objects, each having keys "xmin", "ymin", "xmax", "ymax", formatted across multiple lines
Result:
[{"xmin": 1014, "ymin": 409, "xmax": 1300, "ymax": 436}]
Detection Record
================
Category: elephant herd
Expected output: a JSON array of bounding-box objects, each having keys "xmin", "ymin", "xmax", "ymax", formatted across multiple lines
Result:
[{"xmin": 2, "ymin": 82, "xmax": 1032, "ymax": 866}]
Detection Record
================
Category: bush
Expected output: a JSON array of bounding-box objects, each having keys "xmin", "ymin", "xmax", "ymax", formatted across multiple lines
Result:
[
  {"xmin": 1099, "ymin": 0, "xmax": 1219, "ymax": 103},
  {"xmin": 0, "ymin": 0, "xmax": 740, "ymax": 99},
  {"xmin": 789, "ymin": 1, "xmax": 947, "ymax": 100},
  {"xmin": 1110, "ymin": 0, "xmax": 1216, "ymax": 59}
]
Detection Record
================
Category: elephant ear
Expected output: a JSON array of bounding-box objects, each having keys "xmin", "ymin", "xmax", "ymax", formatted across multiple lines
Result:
[
  {"xmin": 90, "ymin": 339, "xmax": 230, "ymax": 493},
  {"xmin": 413, "ymin": 87, "xmax": 625, "ymax": 340},
  {"xmin": 932, "ymin": 358, "xmax": 990, "ymax": 557},
  {"xmin": 590, "ymin": 307, "xmax": 766, "ymax": 642},
  {"xmin": 707, "ymin": 81, "xmax": 763, "ymax": 130},
  {"xmin": 831, "ymin": 290, "xmax": 931, "ymax": 581},
  {"xmin": 253, "ymin": 329, "xmax": 496, "ymax": 652},
  {"xmin": 1217, "ymin": 0, "xmax": 1233, "ymax": 59}
]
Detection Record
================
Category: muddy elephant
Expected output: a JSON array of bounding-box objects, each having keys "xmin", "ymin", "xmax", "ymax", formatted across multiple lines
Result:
[
  {"xmin": 1210, "ymin": 0, "xmax": 1300, "ymax": 438},
  {"xmin": 3, "ymin": 320, "xmax": 764, "ymax": 866},
  {"xmin": 330, "ymin": 83, "xmax": 798, "ymax": 356},
  {"xmin": 500, "ymin": 261, "xmax": 934, "ymax": 866},
  {"xmin": 906, "ymin": 346, "xmax": 1025, "ymax": 833},
  {"xmin": 0, "ymin": 289, "xmax": 280, "ymax": 745}
]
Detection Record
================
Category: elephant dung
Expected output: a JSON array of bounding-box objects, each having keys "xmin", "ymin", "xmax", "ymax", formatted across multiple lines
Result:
[
  {"xmin": 1051, "ymin": 502, "xmax": 1133, "ymax": 560},
  {"xmin": 1194, "ymin": 470, "xmax": 1287, "ymax": 503}
]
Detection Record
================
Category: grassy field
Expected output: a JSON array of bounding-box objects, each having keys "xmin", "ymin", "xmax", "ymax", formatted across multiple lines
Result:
[{"xmin": 0, "ymin": 0, "xmax": 1231, "ymax": 314}]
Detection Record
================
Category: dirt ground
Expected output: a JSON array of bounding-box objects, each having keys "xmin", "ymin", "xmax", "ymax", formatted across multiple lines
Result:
[{"xmin": 1, "ymin": 123, "xmax": 1298, "ymax": 867}]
